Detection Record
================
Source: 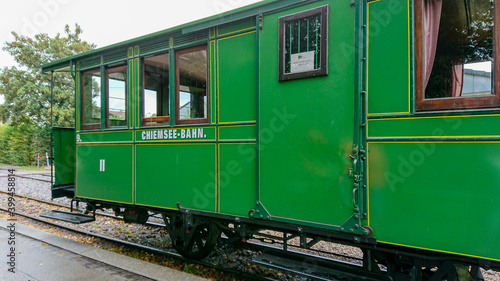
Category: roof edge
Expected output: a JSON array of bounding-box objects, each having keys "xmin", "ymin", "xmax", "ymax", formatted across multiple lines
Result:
[{"xmin": 39, "ymin": 0, "xmax": 316, "ymax": 73}]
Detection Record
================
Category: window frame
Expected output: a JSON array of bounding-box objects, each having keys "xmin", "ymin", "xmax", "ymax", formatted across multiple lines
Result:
[
  {"xmin": 175, "ymin": 44, "xmax": 209, "ymax": 125},
  {"xmin": 105, "ymin": 65, "xmax": 128, "ymax": 128},
  {"xmin": 278, "ymin": 5, "xmax": 328, "ymax": 82},
  {"xmin": 142, "ymin": 52, "xmax": 171, "ymax": 126},
  {"xmin": 415, "ymin": 0, "xmax": 500, "ymax": 111},
  {"xmin": 81, "ymin": 68, "xmax": 102, "ymax": 130}
]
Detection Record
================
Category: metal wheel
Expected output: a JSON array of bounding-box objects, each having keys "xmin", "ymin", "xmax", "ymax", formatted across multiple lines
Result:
[{"xmin": 174, "ymin": 220, "xmax": 219, "ymax": 260}]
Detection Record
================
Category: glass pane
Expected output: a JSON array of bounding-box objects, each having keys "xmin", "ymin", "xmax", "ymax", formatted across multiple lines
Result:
[
  {"xmin": 107, "ymin": 69, "xmax": 127, "ymax": 127},
  {"xmin": 178, "ymin": 48, "xmax": 207, "ymax": 120},
  {"xmin": 425, "ymin": 0, "xmax": 494, "ymax": 99},
  {"xmin": 284, "ymin": 14, "xmax": 321, "ymax": 74},
  {"xmin": 144, "ymin": 53, "xmax": 169, "ymax": 121},
  {"xmin": 463, "ymin": 61, "xmax": 492, "ymax": 96},
  {"xmin": 144, "ymin": 89, "xmax": 157, "ymax": 117},
  {"xmin": 82, "ymin": 70, "xmax": 101, "ymax": 127}
]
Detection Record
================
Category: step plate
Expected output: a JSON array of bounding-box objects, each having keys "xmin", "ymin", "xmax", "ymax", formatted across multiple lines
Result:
[
  {"xmin": 253, "ymin": 250, "xmax": 389, "ymax": 281},
  {"xmin": 40, "ymin": 210, "xmax": 95, "ymax": 224}
]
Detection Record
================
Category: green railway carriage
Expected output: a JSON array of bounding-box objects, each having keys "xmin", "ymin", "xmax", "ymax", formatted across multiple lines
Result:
[{"xmin": 41, "ymin": 0, "xmax": 500, "ymax": 279}]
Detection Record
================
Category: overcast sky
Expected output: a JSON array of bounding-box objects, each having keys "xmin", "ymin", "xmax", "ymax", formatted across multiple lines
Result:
[
  {"xmin": 0, "ymin": 0, "xmax": 263, "ymax": 68},
  {"xmin": 0, "ymin": 0, "xmax": 263, "ymax": 103}
]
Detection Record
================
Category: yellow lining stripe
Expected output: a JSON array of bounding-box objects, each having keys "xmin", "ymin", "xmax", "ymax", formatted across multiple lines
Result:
[
  {"xmin": 216, "ymin": 143, "xmax": 219, "ymax": 212},
  {"xmin": 135, "ymin": 143, "xmax": 215, "ymax": 146},
  {"xmin": 217, "ymin": 26, "xmax": 256, "ymax": 38},
  {"xmin": 218, "ymin": 124, "xmax": 256, "ymax": 141},
  {"xmin": 367, "ymin": 142, "xmax": 371, "ymax": 226},
  {"xmin": 133, "ymin": 143, "xmax": 136, "ymax": 205},
  {"xmin": 218, "ymin": 120, "xmax": 257, "ymax": 124},
  {"xmin": 378, "ymin": 241, "xmax": 500, "ymax": 263},
  {"xmin": 134, "ymin": 142, "xmax": 217, "ymax": 213},
  {"xmin": 138, "ymin": 126, "xmax": 214, "ymax": 132},
  {"xmin": 366, "ymin": 0, "xmax": 411, "ymax": 115},
  {"xmin": 219, "ymin": 139, "xmax": 257, "ymax": 142},
  {"xmin": 367, "ymin": 141, "xmax": 500, "ymax": 262},
  {"xmin": 134, "ymin": 57, "xmax": 140, "ymax": 129},
  {"xmin": 367, "ymin": 114, "xmax": 500, "ymax": 138},
  {"xmin": 369, "ymin": 113, "xmax": 500, "ymax": 121},
  {"xmin": 368, "ymin": 141, "xmax": 500, "ymax": 144},
  {"xmin": 77, "ymin": 142, "xmax": 132, "ymax": 145},
  {"xmin": 217, "ymin": 39, "xmax": 220, "ymax": 124},
  {"xmin": 210, "ymin": 40, "xmax": 216, "ymax": 124},
  {"xmin": 135, "ymin": 127, "xmax": 216, "ymax": 142},
  {"xmin": 135, "ymin": 203, "xmax": 178, "ymax": 211},
  {"xmin": 217, "ymin": 30, "xmax": 256, "ymax": 42},
  {"xmin": 75, "ymin": 144, "xmax": 133, "ymax": 203},
  {"xmin": 76, "ymin": 143, "xmax": 132, "ymax": 146},
  {"xmin": 369, "ymin": 135, "xmax": 500, "ymax": 139},
  {"xmin": 271, "ymin": 214, "xmax": 339, "ymax": 228},
  {"xmin": 77, "ymin": 130, "xmax": 132, "ymax": 134},
  {"xmin": 407, "ymin": 0, "xmax": 411, "ymax": 112},
  {"xmin": 76, "ymin": 195, "xmax": 132, "ymax": 205},
  {"xmin": 216, "ymin": 31, "xmax": 257, "ymax": 124}
]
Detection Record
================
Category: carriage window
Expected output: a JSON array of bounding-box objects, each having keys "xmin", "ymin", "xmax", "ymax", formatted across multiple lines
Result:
[
  {"xmin": 176, "ymin": 45, "xmax": 208, "ymax": 124},
  {"xmin": 143, "ymin": 53, "xmax": 170, "ymax": 126},
  {"xmin": 81, "ymin": 69, "xmax": 101, "ymax": 130},
  {"xmin": 279, "ymin": 5, "xmax": 328, "ymax": 81},
  {"xmin": 106, "ymin": 66, "xmax": 127, "ymax": 128},
  {"xmin": 416, "ymin": 0, "xmax": 499, "ymax": 111}
]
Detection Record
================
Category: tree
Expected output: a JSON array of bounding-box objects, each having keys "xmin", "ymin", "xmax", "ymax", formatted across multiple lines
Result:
[
  {"xmin": 0, "ymin": 24, "xmax": 95, "ymax": 165},
  {"xmin": 0, "ymin": 24, "xmax": 95, "ymax": 127}
]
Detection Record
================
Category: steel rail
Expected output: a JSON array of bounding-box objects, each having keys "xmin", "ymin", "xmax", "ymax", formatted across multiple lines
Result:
[
  {"xmin": 0, "ymin": 190, "xmax": 165, "ymax": 227},
  {"xmin": 0, "ymin": 207, "xmax": 275, "ymax": 281},
  {"xmin": 0, "ymin": 190, "xmax": 375, "ymax": 280},
  {"xmin": 0, "ymin": 189, "xmax": 366, "ymax": 274},
  {"xmin": 0, "ymin": 174, "xmax": 52, "ymax": 183}
]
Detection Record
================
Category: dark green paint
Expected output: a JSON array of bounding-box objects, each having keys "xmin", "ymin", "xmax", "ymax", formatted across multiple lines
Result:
[
  {"xmin": 258, "ymin": 1, "xmax": 355, "ymax": 226},
  {"xmin": 77, "ymin": 131, "xmax": 133, "ymax": 143},
  {"xmin": 219, "ymin": 143, "xmax": 256, "ymax": 216},
  {"xmin": 169, "ymin": 51, "xmax": 176, "ymax": 127},
  {"xmin": 135, "ymin": 144, "xmax": 216, "ymax": 212},
  {"xmin": 76, "ymin": 145, "xmax": 133, "ymax": 203},
  {"xmin": 52, "ymin": 127, "xmax": 75, "ymax": 186},
  {"xmin": 217, "ymin": 31, "xmax": 257, "ymax": 124},
  {"xmin": 368, "ymin": 115, "xmax": 500, "ymax": 138},
  {"xmin": 368, "ymin": 142, "xmax": 500, "ymax": 261},
  {"xmin": 135, "ymin": 127, "xmax": 215, "ymax": 142},
  {"xmin": 217, "ymin": 17, "xmax": 256, "ymax": 36},
  {"xmin": 134, "ymin": 57, "xmax": 141, "ymax": 129},
  {"xmin": 128, "ymin": 59, "xmax": 134, "ymax": 128},
  {"xmin": 75, "ymin": 71, "xmax": 81, "ymax": 131},
  {"xmin": 367, "ymin": 0, "xmax": 410, "ymax": 114},
  {"xmin": 210, "ymin": 40, "xmax": 217, "ymax": 124},
  {"xmin": 219, "ymin": 125, "xmax": 256, "ymax": 141},
  {"xmin": 43, "ymin": 0, "xmax": 500, "ymax": 264}
]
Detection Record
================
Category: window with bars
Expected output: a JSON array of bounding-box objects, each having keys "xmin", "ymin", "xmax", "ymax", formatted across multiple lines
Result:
[{"xmin": 279, "ymin": 5, "xmax": 328, "ymax": 81}]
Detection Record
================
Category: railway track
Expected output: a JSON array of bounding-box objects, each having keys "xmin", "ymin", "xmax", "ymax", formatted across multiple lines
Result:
[
  {"xmin": 0, "ymin": 174, "xmax": 382, "ymax": 280},
  {"xmin": 0, "ymin": 189, "xmax": 166, "ymax": 227},
  {"xmin": 0, "ymin": 203, "xmax": 276, "ymax": 281},
  {"xmin": 0, "ymin": 173, "xmax": 53, "ymax": 183}
]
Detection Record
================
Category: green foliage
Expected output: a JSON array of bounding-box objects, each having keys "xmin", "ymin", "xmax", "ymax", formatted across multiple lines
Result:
[
  {"xmin": 0, "ymin": 24, "xmax": 95, "ymax": 127},
  {"xmin": 0, "ymin": 24, "xmax": 95, "ymax": 165},
  {"xmin": 0, "ymin": 123, "xmax": 49, "ymax": 166}
]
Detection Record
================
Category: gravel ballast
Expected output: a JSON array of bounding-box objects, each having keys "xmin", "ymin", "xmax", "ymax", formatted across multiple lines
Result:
[{"xmin": 0, "ymin": 166, "xmax": 498, "ymax": 281}]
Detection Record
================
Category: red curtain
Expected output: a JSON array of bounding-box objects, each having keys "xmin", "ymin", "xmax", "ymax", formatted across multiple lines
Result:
[
  {"xmin": 423, "ymin": 0, "xmax": 443, "ymax": 88},
  {"xmin": 451, "ymin": 63, "xmax": 464, "ymax": 97}
]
